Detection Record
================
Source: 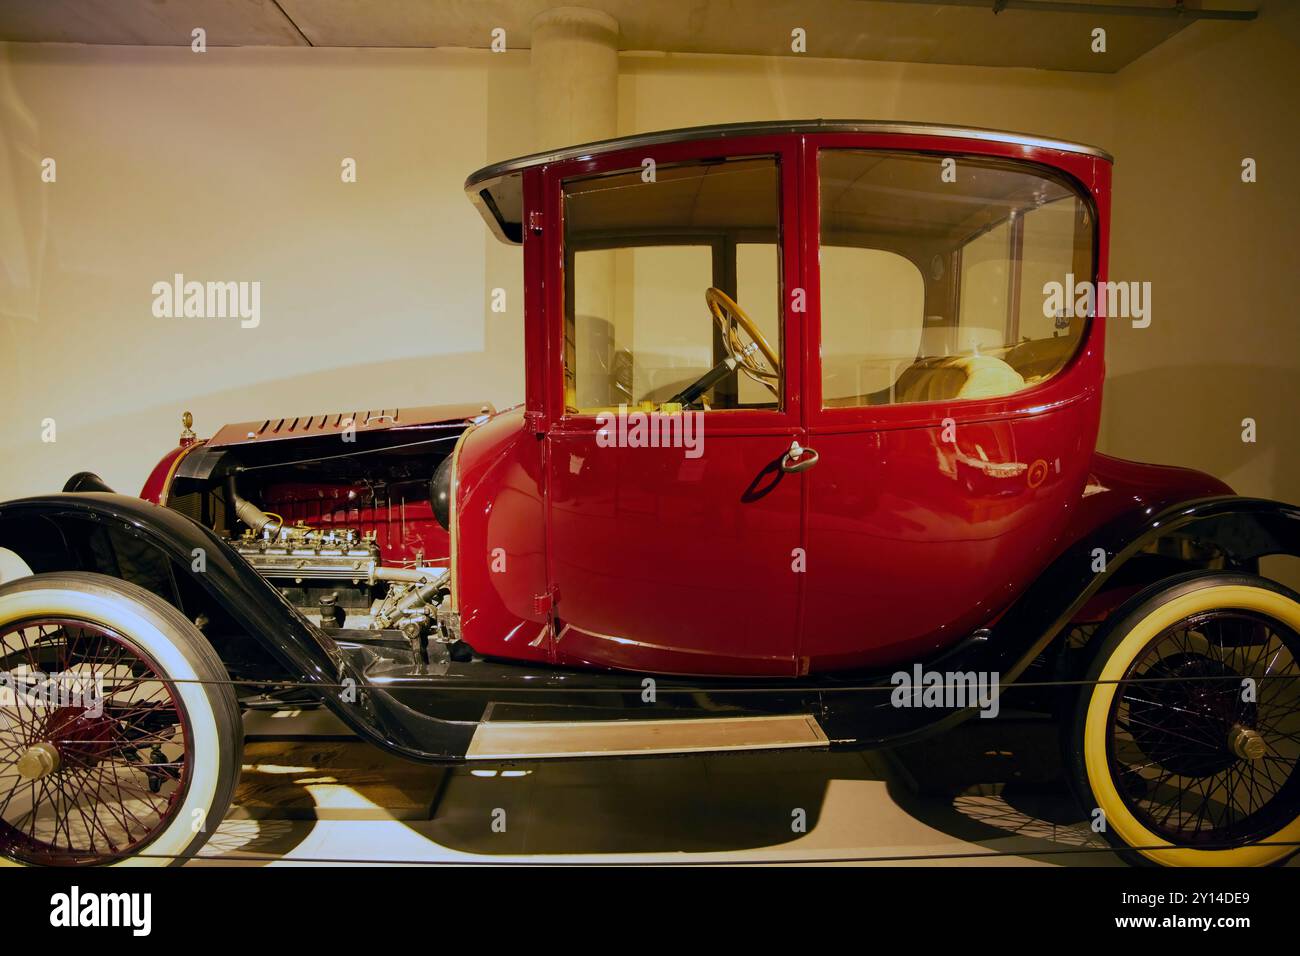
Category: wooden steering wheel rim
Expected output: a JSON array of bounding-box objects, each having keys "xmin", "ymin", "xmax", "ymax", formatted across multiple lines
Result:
[{"xmin": 705, "ymin": 287, "xmax": 780, "ymax": 387}]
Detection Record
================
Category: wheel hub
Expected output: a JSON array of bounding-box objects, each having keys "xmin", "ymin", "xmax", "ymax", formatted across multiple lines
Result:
[
  {"xmin": 1229, "ymin": 724, "xmax": 1267, "ymax": 761},
  {"xmin": 42, "ymin": 705, "xmax": 117, "ymax": 769},
  {"xmin": 1129, "ymin": 652, "xmax": 1246, "ymax": 778},
  {"xmin": 14, "ymin": 742, "xmax": 60, "ymax": 780}
]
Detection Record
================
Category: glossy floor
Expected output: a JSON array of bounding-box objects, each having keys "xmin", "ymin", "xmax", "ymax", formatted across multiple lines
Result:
[{"xmin": 185, "ymin": 709, "xmax": 1195, "ymax": 866}]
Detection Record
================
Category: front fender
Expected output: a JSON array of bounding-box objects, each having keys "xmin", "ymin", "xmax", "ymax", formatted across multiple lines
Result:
[
  {"xmin": 0, "ymin": 492, "xmax": 340, "ymax": 681},
  {"xmin": 0, "ymin": 492, "xmax": 477, "ymax": 760}
]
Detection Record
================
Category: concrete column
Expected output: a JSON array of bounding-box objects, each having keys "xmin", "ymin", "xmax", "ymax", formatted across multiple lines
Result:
[
  {"xmin": 530, "ymin": 6, "xmax": 619, "ymax": 152},
  {"xmin": 532, "ymin": 8, "xmax": 620, "ymax": 410}
]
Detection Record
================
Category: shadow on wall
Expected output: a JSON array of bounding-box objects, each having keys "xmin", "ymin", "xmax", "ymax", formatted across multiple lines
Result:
[
  {"xmin": 1101, "ymin": 362, "xmax": 1298, "ymax": 501},
  {"xmin": 1102, "ymin": 361, "xmax": 1300, "ymax": 591},
  {"xmin": 0, "ymin": 349, "xmax": 524, "ymax": 501}
]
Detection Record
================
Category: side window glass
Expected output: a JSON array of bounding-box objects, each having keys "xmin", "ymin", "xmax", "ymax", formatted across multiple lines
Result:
[
  {"xmin": 564, "ymin": 157, "xmax": 783, "ymax": 414},
  {"xmin": 821, "ymin": 247, "xmax": 925, "ymax": 406},
  {"xmin": 1016, "ymin": 197, "xmax": 1088, "ymax": 379},
  {"xmin": 571, "ymin": 246, "xmax": 713, "ymax": 410},
  {"xmin": 734, "ymin": 242, "xmax": 781, "ymax": 406},
  {"xmin": 819, "ymin": 150, "xmax": 1094, "ymax": 408},
  {"xmin": 957, "ymin": 220, "xmax": 1012, "ymax": 352}
]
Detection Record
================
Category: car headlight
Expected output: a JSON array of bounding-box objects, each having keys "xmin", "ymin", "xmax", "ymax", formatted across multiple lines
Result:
[{"xmin": 430, "ymin": 455, "xmax": 453, "ymax": 531}]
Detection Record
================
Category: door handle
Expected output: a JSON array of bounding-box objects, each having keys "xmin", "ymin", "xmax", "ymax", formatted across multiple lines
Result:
[{"xmin": 780, "ymin": 440, "xmax": 819, "ymax": 473}]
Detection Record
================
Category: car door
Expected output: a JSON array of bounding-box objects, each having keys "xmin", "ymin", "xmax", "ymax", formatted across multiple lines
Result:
[
  {"xmin": 543, "ymin": 141, "xmax": 807, "ymax": 677},
  {"xmin": 799, "ymin": 139, "xmax": 1103, "ymax": 674}
]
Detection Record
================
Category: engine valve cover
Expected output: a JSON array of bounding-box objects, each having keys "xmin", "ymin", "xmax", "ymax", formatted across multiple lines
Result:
[{"xmin": 231, "ymin": 526, "xmax": 379, "ymax": 583}]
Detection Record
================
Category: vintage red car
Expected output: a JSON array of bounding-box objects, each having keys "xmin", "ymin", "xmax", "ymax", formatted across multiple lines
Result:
[{"xmin": 1, "ymin": 120, "xmax": 1297, "ymax": 867}]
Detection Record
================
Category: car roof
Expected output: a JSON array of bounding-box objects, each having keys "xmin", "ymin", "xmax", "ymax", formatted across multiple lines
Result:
[{"xmin": 464, "ymin": 119, "xmax": 1112, "ymax": 244}]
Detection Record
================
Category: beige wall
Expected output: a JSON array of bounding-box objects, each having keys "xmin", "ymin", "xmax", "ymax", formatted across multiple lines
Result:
[
  {"xmin": 0, "ymin": 43, "xmax": 533, "ymax": 498},
  {"xmin": 618, "ymin": 50, "xmax": 1113, "ymax": 147},
  {"xmin": 1104, "ymin": 4, "xmax": 1300, "ymax": 507},
  {"xmin": 2, "ymin": 16, "xmax": 1295, "ymax": 527}
]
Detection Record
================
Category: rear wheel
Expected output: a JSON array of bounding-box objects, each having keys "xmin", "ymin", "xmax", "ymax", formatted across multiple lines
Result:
[
  {"xmin": 1067, "ymin": 572, "xmax": 1300, "ymax": 866},
  {"xmin": 0, "ymin": 572, "xmax": 242, "ymax": 865}
]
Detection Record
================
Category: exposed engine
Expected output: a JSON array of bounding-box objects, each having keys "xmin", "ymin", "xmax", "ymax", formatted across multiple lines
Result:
[
  {"xmin": 231, "ymin": 524, "xmax": 380, "ymax": 585},
  {"xmin": 154, "ymin": 406, "xmax": 486, "ymax": 669},
  {"xmin": 222, "ymin": 473, "xmax": 457, "ymax": 655}
]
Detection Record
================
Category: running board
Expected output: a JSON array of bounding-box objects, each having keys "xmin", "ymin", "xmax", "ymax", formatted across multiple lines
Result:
[{"xmin": 465, "ymin": 713, "xmax": 829, "ymax": 760}]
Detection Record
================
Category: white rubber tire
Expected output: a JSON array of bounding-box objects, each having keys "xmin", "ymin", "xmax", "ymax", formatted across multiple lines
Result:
[{"xmin": 0, "ymin": 572, "xmax": 242, "ymax": 866}]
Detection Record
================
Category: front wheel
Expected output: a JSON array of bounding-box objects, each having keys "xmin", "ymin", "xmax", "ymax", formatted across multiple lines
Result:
[
  {"xmin": 1067, "ymin": 571, "xmax": 1300, "ymax": 866},
  {"xmin": 0, "ymin": 572, "xmax": 242, "ymax": 865}
]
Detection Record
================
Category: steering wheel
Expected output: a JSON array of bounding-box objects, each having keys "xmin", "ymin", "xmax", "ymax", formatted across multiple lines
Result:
[{"xmin": 706, "ymin": 287, "xmax": 780, "ymax": 398}]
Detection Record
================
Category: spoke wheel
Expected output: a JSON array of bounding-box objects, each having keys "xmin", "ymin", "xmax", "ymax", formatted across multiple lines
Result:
[
  {"xmin": 1108, "ymin": 610, "xmax": 1299, "ymax": 848},
  {"xmin": 1069, "ymin": 572, "xmax": 1300, "ymax": 867},
  {"xmin": 0, "ymin": 572, "xmax": 241, "ymax": 867},
  {"xmin": 0, "ymin": 618, "xmax": 192, "ymax": 865}
]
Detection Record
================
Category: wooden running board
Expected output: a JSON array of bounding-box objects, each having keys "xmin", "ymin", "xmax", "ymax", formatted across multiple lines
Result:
[{"xmin": 465, "ymin": 713, "xmax": 829, "ymax": 760}]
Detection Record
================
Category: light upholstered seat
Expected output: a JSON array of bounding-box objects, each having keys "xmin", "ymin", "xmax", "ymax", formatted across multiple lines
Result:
[
  {"xmin": 825, "ymin": 352, "xmax": 1026, "ymax": 407},
  {"xmin": 894, "ymin": 353, "xmax": 1026, "ymax": 404}
]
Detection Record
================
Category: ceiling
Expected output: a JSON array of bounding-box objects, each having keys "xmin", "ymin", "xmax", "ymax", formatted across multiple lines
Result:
[{"xmin": 0, "ymin": 0, "xmax": 1260, "ymax": 73}]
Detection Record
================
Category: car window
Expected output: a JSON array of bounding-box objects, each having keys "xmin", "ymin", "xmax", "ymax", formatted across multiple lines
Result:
[
  {"xmin": 819, "ymin": 150, "xmax": 1094, "ymax": 408},
  {"xmin": 734, "ymin": 242, "xmax": 781, "ymax": 406},
  {"xmin": 957, "ymin": 219, "xmax": 1012, "ymax": 351},
  {"xmin": 821, "ymin": 246, "xmax": 926, "ymax": 404},
  {"xmin": 563, "ymin": 157, "xmax": 782, "ymax": 413}
]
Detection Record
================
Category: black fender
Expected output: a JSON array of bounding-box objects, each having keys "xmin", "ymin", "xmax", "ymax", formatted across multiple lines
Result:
[
  {"xmin": 988, "ymin": 495, "xmax": 1300, "ymax": 685},
  {"xmin": 0, "ymin": 492, "xmax": 474, "ymax": 760},
  {"xmin": 813, "ymin": 495, "xmax": 1300, "ymax": 747},
  {"xmin": 0, "ymin": 493, "xmax": 338, "ymax": 680}
]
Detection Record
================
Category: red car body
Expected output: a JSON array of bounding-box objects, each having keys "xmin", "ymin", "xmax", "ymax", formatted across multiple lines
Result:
[
  {"xmin": 137, "ymin": 122, "xmax": 1230, "ymax": 679},
  {"xmin": 5, "ymin": 121, "xmax": 1298, "ymax": 870}
]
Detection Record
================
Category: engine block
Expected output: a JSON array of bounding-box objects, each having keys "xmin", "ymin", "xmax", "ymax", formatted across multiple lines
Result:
[{"xmin": 230, "ymin": 525, "xmax": 379, "ymax": 584}]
